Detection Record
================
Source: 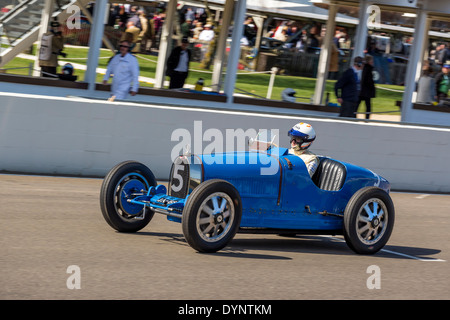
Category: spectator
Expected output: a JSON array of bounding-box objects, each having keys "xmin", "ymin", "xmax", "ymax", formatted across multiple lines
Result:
[
  {"xmin": 328, "ymin": 42, "xmax": 339, "ymax": 80},
  {"xmin": 137, "ymin": 11, "xmax": 148, "ymax": 53},
  {"xmin": 435, "ymin": 63, "xmax": 450, "ymax": 103},
  {"xmin": 127, "ymin": 6, "xmax": 142, "ymax": 30},
  {"xmin": 334, "ymin": 56, "xmax": 364, "ymax": 118},
  {"xmin": 117, "ymin": 6, "xmax": 128, "ymax": 30},
  {"xmin": 265, "ymin": 27, "xmax": 276, "ymax": 38},
  {"xmin": 179, "ymin": 8, "xmax": 187, "ymax": 25},
  {"xmin": 198, "ymin": 10, "xmax": 207, "ymax": 24},
  {"xmin": 357, "ymin": 55, "xmax": 376, "ymax": 119},
  {"xmin": 192, "ymin": 22, "xmax": 203, "ymax": 40},
  {"xmin": 294, "ymin": 29, "xmax": 308, "ymax": 52},
  {"xmin": 416, "ymin": 64, "xmax": 436, "ymax": 104},
  {"xmin": 185, "ymin": 7, "xmax": 195, "ymax": 22},
  {"xmin": 333, "ymin": 30, "xmax": 341, "ymax": 48},
  {"xmin": 141, "ymin": 13, "xmax": 154, "ymax": 54},
  {"xmin": 103, "ymin": 40, "xmax": 140, "ymax": 100},
  {"xmin": 274, "ymin": 27, "xmax": 288, "ymax": 42},
  {"xmin": 273, "ymin": 22, "xmax": 287, "ymax": 39},
  {"xmin": 243, "ymin": 17, "xmax": 257, "ymax": 46},
  {"xmin": 108, "ymin": 5, "xmax": 121, "ymax": 27},
  {"xmin": 166, "ymin": 37, "xmax": 192, "ymax": 89},
  {"xmin": 123, "ymin": 21, "xmax": 140, "ymax": 51},
  {"xmin": 38, "ymin": 20, "xmax": 65, "ymax": 78},
  {"xmin": 287, "ymin": 25, "xmax": 298, "ymax": 37},
  {"xmin": 138, "ymin": 10, "xmax": 147, "ymax": 28},
  {"xmin": 435, "ymin": 43, "xmax": 449, "ymax": 67},
  {"xmin": 181, "ymin": 18, "xmax": 192, "ymax": 39},
  {"xmin": 306, "ymin": 26, "xmax": 319, "ymax": 53},
  {"xmin": 153, "ymin": 10, "xmax": 163, "ymax": 46}
]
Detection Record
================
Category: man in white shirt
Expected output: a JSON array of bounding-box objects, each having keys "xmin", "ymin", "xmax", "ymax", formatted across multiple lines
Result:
[
  {"xmin": 103, "ymin": 41, "xmax": 140, "ymax": 100},
  {"xmin": 166, "ymin": 37, "xmax": 192, "ymax": 89},
  {"xmin": 198, "ymin": 24, "xmax": 214, "ymax": 41}
]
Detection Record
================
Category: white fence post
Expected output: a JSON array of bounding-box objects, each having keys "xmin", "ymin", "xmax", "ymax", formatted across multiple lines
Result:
[{"xmin": 266, "ymin": 67, "xmax": 278, "ymax": 99}]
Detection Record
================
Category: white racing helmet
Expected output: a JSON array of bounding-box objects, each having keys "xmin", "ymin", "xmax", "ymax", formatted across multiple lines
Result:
[{"xmin": 288, "ymin": 122, "xmax": 316, "ymax": 150}]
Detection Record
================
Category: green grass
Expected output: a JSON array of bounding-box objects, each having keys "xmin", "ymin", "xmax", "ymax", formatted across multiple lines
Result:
[
  {"xmin": 2, "ymin": 45, "xmax": 403, "ymax": 114},
  {"xmin": 1, "ymin": 58, "xmax": 35, "ymax": 76}
]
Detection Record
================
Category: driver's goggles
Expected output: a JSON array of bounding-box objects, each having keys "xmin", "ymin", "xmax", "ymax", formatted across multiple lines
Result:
[{"xmin": 290, "ymin": 136, "xmax": 304, "ymax": 144}]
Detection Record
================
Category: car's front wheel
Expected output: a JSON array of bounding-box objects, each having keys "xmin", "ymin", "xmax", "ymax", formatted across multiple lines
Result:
[
  {"xmin": 100, "ymin": 161, "xmax": 156, "ymax": 232},
  {"xmin": 343, "ymin": 187, "xmax": 395, "ymax": 254},
  {"xmin": 182, "ymin": 179, "xmax": 242, "ymax": 253}
]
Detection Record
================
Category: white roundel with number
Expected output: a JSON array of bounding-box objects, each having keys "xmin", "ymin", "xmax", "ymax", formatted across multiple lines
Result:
[
  {"xmin": 170, "ymin": 157, "xmax": 190, "ymax": 198},
  {"xmin": 171, "ymin": 164, "xmax": 184, "ymax": 193}
]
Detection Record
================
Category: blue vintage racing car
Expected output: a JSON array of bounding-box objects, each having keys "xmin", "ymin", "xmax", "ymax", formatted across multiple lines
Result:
[{"xmin": 100, "ymin": 132, "xmax": 394, "ymax": 254}]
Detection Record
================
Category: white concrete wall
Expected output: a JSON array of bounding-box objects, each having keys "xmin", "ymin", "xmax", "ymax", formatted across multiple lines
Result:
[
  {"xmin": 0, "ymin": 81, "xmax": 339, "ymax": 117},
  {"xmin": 409, "ymin": 108, "xmax": 450, "ymax": 127},
  {"xmin": 0, "ymin": 92, "xmax": 449, "ymax": 192}
]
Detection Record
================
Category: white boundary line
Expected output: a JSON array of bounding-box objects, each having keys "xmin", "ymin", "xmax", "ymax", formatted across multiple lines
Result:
[
  {"xmin": 324, "ymin": 236, "xmax": 446, "ymax": 262},
  {"xmin": 380, "ymin": 248, "xmax": 446, "ymax": 262}
]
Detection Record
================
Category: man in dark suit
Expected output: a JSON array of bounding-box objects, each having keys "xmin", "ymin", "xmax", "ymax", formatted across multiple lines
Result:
[
  {"xmin": 358, "ymin": 55, "xmax": 376, "ymax": 119},
  {"xmin": 335, "ymin": 56, "xmax": 364, "ymax": 117},
  {"xmin": 167, "ymin": 37, "xmax": 192, "ymax": 89}
]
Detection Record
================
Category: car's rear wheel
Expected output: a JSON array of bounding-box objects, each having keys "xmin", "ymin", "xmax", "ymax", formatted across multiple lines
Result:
[
  {"xmin": 100, "ymin": 161, "xmax": 156, "ymax": 232},
  {"xmin": 343, "ymin": 187, "xmax": 395, "ymax": 254},
  {"xmin": 182, "ymin": 179, "xmax": 242, "ymax": 253}
]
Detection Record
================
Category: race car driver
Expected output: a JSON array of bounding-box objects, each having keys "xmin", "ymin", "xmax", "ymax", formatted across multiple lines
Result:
[{"xmin": 288, "ymin": 122, "xmax": 319, "ymax": 177}]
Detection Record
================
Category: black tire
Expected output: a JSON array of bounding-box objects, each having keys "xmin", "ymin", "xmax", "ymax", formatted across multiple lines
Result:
[
  {"xmin": 100, "ymin": 161, "xmax": 157, "ymax": 232},
  {"xmin": 182, "ymin": 179, "xmax": 242, "ymax": 253},
  {"xmin": 343, "ymin": 186, "xmax": 395, "ymax": 254}
]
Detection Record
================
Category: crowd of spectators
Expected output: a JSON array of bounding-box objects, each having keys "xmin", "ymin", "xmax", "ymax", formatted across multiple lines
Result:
[
  {"xmin": 264, "ymin": 21, "xmax": 351, "ymax": 54},
  {"xmin": 106, "ymin": 4, "xmax": 223, "ymax": 54},
  {"xmin": 106, "ymin": 4, "xmax": 165, "ymax": 54},
  {"xmin": 40, "ymin": 3, "xmax": 449, "ymax": 106},
  {"xmin": 417, "ymin": 42, "xmax": 450, "ymax": 105}
]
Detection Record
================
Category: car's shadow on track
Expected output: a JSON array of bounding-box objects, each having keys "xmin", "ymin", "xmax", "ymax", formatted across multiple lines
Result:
[
  {"xmin": 131, "ymin": 231, "xmax": 441, "ymax": 260},
  {"xmin": 229, "ymin": 236, "xmax": 442, "ymax": 260}
]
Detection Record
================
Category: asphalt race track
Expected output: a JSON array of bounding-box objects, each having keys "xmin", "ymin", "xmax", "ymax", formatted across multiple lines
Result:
[{"xmin": 1, "ymin": 174, "xmax": 448, "ymax": 300}]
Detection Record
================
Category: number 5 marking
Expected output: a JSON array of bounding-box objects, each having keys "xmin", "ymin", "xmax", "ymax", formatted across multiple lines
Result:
[{"xmin": 171, "ymin": 164, "xmax": 184, "ymax": 192}]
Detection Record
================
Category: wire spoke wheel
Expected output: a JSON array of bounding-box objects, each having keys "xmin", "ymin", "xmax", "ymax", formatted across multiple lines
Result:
[
  {"xmin": 182, "ymin": 179, "xmax": 242, "ymax": 253},
  {"xmin": 196, "ymin": 192, "xmax": 235, "ymax": 242},
  {"xmin": 344, "ymin": 187, "xmax": 395, "ymax": 254},
  {"xmin": 356, "ymin": 199, "xmax": 388, "ymax": 245}
]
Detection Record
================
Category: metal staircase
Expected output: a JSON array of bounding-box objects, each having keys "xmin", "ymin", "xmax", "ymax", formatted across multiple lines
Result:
[
  {"xmin": 1, "ymin": 0, "xmax": 46, "ymax": 46},
  {"xmin": 0, "ymin": 0, "xmax": 86, "ymax": 67}
]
